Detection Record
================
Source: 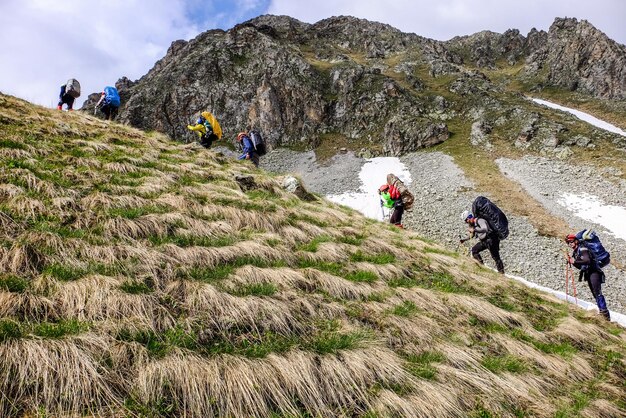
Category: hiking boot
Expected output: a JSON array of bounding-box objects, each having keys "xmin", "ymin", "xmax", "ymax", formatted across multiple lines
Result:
[
  {"xmin": 57, "ymin": 105, "xmax": 62, "ymax": 110},
  {"xmin": 394, "ymin": 223, "xmax": 404, "ymax": 229},
  {"xmin": 600, "ymin": 309, "xmax": 611, "ymax": 321}
]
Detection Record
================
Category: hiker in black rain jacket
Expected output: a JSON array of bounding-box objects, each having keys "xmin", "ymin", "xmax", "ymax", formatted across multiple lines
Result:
[
  {"xmin": 460, "ymin": 210, "xmax": 505, "ymax": 274},
  {"xmin": 566, "ymin": 234, "xmax": 610, "ymax": 321},
  {"xmin": 57, "ymin": 85, "xmax": 75, "ymax": 110}
]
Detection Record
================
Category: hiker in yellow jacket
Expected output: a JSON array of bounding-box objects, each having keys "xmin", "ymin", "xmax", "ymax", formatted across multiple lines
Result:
[{"xmin": 187, "ymin": 112, "xmax": 222, "ymax": 148}]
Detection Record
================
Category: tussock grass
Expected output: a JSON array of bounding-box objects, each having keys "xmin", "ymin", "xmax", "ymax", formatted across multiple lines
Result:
[{"xmin": 1, "ymin": 94, "xmax": 626, "ymax": 417}]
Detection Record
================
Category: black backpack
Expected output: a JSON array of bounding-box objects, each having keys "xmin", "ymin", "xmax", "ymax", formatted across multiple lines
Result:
[
  {"xmin": 249, "ymin": 130, "xmax": 266, "ymax": 156},
  {"xmin": 472, "ymin": 196, "xmax": 509, "ymax": 240}
]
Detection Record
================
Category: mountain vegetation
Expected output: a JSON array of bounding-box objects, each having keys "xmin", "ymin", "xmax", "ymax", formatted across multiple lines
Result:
[
  {"xmin": 2, "ymin": 93, "xmax": 626, "ymax": 417},
  {"xmin": 81, "ymin": 15, "xmax": 626, "ymax": 158}
]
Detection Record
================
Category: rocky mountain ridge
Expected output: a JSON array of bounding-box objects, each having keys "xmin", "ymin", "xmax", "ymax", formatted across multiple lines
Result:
[{"xmin": 82, "ymin": 15, "xmax": 626, "ymax": 155}]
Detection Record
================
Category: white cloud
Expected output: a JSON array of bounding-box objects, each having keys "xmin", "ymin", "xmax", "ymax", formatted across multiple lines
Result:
[
  {"xmin": 1, "ymin": 0, "xmax": 624, "ymax": 109},
  {"xmin": 266, "ymin": 0, "xmax": 626, "ymax": 44},
  {"xmin": 0, "ymin": 0, "xmax": 200, "ymax": 107}
]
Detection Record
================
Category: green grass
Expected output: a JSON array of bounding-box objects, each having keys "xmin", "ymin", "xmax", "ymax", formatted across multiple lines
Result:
[
  {"xmin": 511, "ymin": 330, "xmax": 578, "ymax": 359},
  {"xmin": 481, "ymin": 355, "xmax": 527, "ymax": 374},
  {"xmin": 109, "ymin": 205, "xmax": 167, "ymax": 219},
  {"xmin": 32, "ymin": 319, "xmax": 90, "ymax": 338},
  {"xmin": 119, "ymin": 280, "xmax": 152, "ymax": 294},
  {"xmin": 404, "ymin": 351, "xmax": 446, "ymax": 380},
  {"xmin": 149, "ymin": 234, "xmax": 239, "ymax": 248},
  {"xmin": 297, "ymin": 259, "xmax": 344, "ymax": 276},
  {"xmin": 186, "ymin": 265, "xmax": 235, "ymax": 283},
  {"xmin": 486, "ymin": 288, "xmax": 517, "ymax": 312},
  {"xmin": 350, "ymin": 251, "xmax": 396, "ymax": 264},
  {"xmin": 554, "ymin": 383, "xmax": 599, "ymax": 418},
  {"xmin": 512, "ymin": 289, "xmax": 568, "ymax": 331},
  {"xmin": 0, "ymin": 275, "xmax": 29, "ymax": 293},
  {"xmin": 43, "ymin": 264, "xmax": 87, "ymax": 281},
  {"xmin": 423, "ymin": 246, "xmax": 458, "ymax": 257},
  {"xmin": 117, "ymin": 326, "xmax": 198, "ymax": 358},
  {"xmin": 0, "ymin": 319, "xmax": 22, "ymax": 341},
  {"xmin": 337, "ymin": 235, "xmax": 365, "ymax": 246},
  {"xmin": 230, "ymin": 282, "xmax": 277, "ymax": 297},
  {"xmin": 307, "ymin": 330, "xmax": 369, "ymax": 354},
  {"xmin": 246, "ymin": 189, "xmax": 280, "ymax": 200},
  {"xmin": 0, "ymin": 138, "xmax": 26, "ymax": 149},
  {"xmin": 213, "ymin": 332, "xmax": 296, "ymax": 358},
  {"xmin": 231, "ymin": 256, "xmax": 287, "ymax": 269},
  {"xmin": 265, "ymin": 238, "xmax": 282, "ymax": 247},
  {"xmin": 286, "ymin": 213, "xmax": 328, "ymax": 228},
  {"xmin": 297, "ymin": 235, "xmax": 333, "ymax": 252},
  {"xmin": 344, "ymin": 270, "xmax": 378, "ymax": 284},
  {"xmin": 387, "ymin": 275, "xmax": 419, "ymax": 288},
  {"xmin": 418, "ymin": 271, "xmax": 477, "ymax": 294},
  {"xmin": 391, "ymin": 301, "xmax": 418, "ymax": 317}
]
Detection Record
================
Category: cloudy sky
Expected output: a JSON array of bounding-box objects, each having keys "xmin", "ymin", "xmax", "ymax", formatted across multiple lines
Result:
[{"xmin": 1, "ymin": 0, "xmax": 624, "ymax": 108}]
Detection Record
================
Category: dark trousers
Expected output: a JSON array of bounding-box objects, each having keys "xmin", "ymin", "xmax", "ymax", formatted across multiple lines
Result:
[
  {"xmin": 471, "ymin": 236, "xmax": 504, "ymax": 273},
  {"xmin": 200, "ymin": 133, "xmax": 218, "ymax": 149},
  {"xmin": 58, "ymin": 94, "xmax": 75, "ymax": 110},
  {"xmin": 100, "ymin": 104, "xmax": 119, "ymax": 120},
  {"xmin": 583, "ymin": 269, "xmax": 610, "ymax": 320},
  {"xmin": 249, "ymin": 152, "xmax": 260, "ymax": 167},
  {"xmin": 389, "ymin": 200, "xmax": 404, "ymax": 225}
]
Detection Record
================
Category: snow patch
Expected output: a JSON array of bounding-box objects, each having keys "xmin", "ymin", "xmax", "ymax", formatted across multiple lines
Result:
[
  {"xmin": 327, "ymin": 157, "xmax": 411, "ymax": 221},
  {"xmin": 530, "ymin": 98, "xmax": 626, "ymax": 137},
  {"xmin": 558, "ymin": 192, "xmax": 626, "ymax": 241}
]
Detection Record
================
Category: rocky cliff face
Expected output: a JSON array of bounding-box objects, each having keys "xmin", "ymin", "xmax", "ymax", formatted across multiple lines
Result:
[
  {"xmin": 83, "ymin": 15, "xmax": 626, "ymax": 154},
  {"xmin": 524, "ymin": 18, "xmax": 626, "ymax": 99}
]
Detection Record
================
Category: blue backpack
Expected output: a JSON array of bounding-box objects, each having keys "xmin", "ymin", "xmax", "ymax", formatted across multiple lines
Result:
[
  {"xmin": 103, "ymin": 86, "xmax": 120, "ymax": 107},
  {"xmin": 576, "ymin": 229, "xmax": 610, "ymax": 268}
]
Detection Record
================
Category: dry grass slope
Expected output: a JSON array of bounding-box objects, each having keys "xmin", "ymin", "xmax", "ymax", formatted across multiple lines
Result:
[{"xmin": 1, "ymin": 93, "xmax": 626, "ymax": 417}]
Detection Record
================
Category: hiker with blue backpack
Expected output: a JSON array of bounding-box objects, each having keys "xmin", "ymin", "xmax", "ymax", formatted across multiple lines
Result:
[
  {"xmin": 566, "ymin": 230, "xmax": 611, "ymax": 321},
  {"xmin": 460, "ymin": 197, "xmax": 509, "ymax": 274},
  {"xmin": 95, "ymin": 86, "xmax": 120, "ymax": 120}
]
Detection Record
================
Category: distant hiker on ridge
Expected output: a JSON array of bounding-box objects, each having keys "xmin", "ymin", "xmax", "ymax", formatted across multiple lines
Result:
[
  {"xmin": 187, "ymin": 111, "xmax": 222, "ymax": 148},
  {"xmin": 236, "ymin": 132, "xmax": 260, "ymax": 167},
  {"xmin": 58, "ymin": 78, "xmax": 81, "ymax": 111},
  {"xmin": 566, "ymin": 231, "xmax": 611, "ymax": 321},
  {"xmin": 460, "ymin": 209, "xmax": 505, "ymax": 274},
  {"xmin": 378, "ymin": 183, "xmax": 404, "ymax": 228},
  {"xmin": 95, "ymin": 86, "xmax": 120, "ymax": 121}
]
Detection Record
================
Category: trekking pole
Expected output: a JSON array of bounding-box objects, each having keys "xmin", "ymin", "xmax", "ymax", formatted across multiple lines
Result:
[
  {"xmin": 457, "ymin": 235, "xmax": 470, "ymax": 256},
  {"xmin": 563, "ymin": 249, "xmax": 578, "ymax": 305}
]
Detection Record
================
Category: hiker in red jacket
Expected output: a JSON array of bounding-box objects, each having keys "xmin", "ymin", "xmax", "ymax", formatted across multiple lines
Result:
[{"xmin": 378, "ymin": 184, "xmax": 404, "ymax": 228}]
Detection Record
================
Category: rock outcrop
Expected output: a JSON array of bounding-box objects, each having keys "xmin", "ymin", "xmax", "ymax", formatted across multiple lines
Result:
[
  {"xmin": 524, "ymin": 18, "xmax": 626, "ymax": 99},
  {"xmin": 83, "ymin": 15, "xmax": 626, "ymax": 153}
]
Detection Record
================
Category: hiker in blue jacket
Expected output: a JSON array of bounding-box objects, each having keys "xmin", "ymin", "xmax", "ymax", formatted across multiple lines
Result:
[
  {"xmin": 566, "ymin": 233, "xmax": 610, "ymax": 321},
  {"xmin": 95, "ymin": 86, "xmax": 120, "ymax": 121},
  {"xmin": 236, "ymin": 132, "xmax": 259, "ymax": 167}
]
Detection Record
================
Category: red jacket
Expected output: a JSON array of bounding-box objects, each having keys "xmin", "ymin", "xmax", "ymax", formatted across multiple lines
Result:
[{"xmin": 388, "ymin": 184, "xmax": 401, "ymax": 200}]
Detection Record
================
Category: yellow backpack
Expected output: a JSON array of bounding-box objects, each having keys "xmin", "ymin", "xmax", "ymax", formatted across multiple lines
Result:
[{"xmin": 201, "ymin": 111, "xmax": 222, "ymax": 139}]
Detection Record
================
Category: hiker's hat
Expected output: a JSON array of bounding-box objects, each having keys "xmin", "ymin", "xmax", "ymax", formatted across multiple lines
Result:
[{"xmin": 461, "ymin": 210, "xmax": 473, "ymax": 221}]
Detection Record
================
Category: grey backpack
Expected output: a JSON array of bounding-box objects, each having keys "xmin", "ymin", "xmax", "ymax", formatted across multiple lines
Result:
[{"xmin": 65, "ymin": 79, "xmax": 81, "ymax": 98}]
